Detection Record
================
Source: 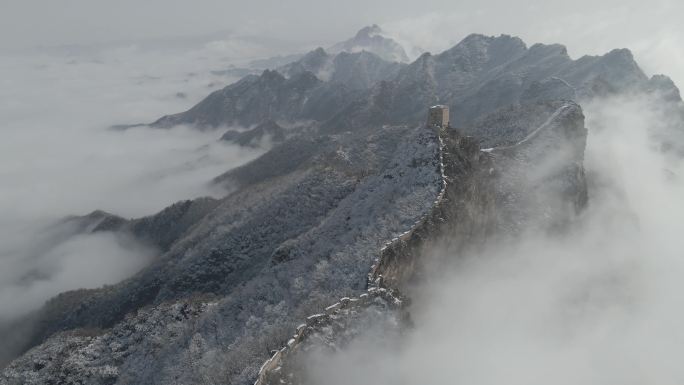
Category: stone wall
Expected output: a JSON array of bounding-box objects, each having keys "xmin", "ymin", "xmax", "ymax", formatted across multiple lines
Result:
[
  {"xmin": 252, "ymin": 105, "xmax": 587, "ymax": 384},
  {"xmin": 370, "ymin": 129, "xmax": 496, "ymax": 289},
  {"xmin": 253, "ymin": 126, "xmax": 463, "ymax": 385},
  {"xmin": 252, "ymin": 287, "xmax": 406, "ymax": 385}
]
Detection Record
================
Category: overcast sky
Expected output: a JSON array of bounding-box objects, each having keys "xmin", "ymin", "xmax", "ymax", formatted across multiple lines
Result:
[
  {"xmin": 1, "ymin": 0, "xmax": 683, "ymax": 370},
  {"xmin": 2, "ymin": 0, "xmax": 683, "ymax": 85},
  {"xmin": 0, "ymin": 0, "xmax": 677, "ymax": 47}
]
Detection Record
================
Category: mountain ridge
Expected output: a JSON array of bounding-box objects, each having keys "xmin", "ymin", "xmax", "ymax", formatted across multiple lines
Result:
[
  {"xmin": 2, "ymin": 28, "xmax": 683, "ymax": 385},
  {"xmin": 151, "ymin": 30, "xmax": 680, "ymax": 134}
]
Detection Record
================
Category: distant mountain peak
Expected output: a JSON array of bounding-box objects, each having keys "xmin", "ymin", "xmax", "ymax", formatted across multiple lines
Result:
[
  {"xmin": 304, "ymin": 47, "xmax": 328, "ymax": 58},
  {"xmin": 151, "ymin": 32, "xmax": 680, "ymax": 131},
  {"xmin": 441, "ymin": 33, "xmax": 527, "ymax": 57},
  {"xmin": 329, "ymin": 25, "xmax": 410, "ymax": 63},
  {"xmin": 355, "ymin": 24, "xmax": 382, "ymax": 38},
  {"xmin": 528, "ymin": 43, "xmax": 569, "ymax": 57},
  {"xmin": 259, "ymin": 69, "xmax": 286, "ymax": 82}
]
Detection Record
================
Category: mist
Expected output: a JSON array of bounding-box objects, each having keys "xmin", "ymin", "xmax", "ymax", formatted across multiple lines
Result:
[
  {"xmin": 296, "ymin": 94, "xmax": 684, "ymax": 383},
  {"xmin": 2, "ymin": 0, "xmax": 684, "ymax": 379},
  {"xmin": 0, "ymin": 42, "xmax": 267, "ymax": 322}
]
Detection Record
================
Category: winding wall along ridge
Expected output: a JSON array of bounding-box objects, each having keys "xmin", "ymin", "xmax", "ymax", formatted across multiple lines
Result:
[
  {"xmin": 252, "ymin": 126, "xmax": 450, "ymax": 385},
  {"xmin": 253, "ymin": 102, "xmax": 585, "ymax": 384}
]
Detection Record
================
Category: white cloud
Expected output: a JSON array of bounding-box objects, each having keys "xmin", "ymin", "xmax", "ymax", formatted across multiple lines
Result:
[
  {"xmin": 3, "ymin": 0, "xmax": 684, "ymax": 373},
  {"xmin": 0, "ymin": 42, "xmax": 266, "ymax": 321},
  {"xmin": 0, "ymin": 232, "xmax": 155, "ymax": 322},
  {"xmin": 297, "ymin": 94, "xmax": 684, "ymax": 384}
]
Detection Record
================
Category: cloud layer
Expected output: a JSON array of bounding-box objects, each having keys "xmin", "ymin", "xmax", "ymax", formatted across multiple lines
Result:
[
  {"xmin": 299, "ymin": 94, "xmax": 684, "ymax": 384},
  {"xmin": 0, "ymin": 43, "xmax": 265, "ymax": 321}
]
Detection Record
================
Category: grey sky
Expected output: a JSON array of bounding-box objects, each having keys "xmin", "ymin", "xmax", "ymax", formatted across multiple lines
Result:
[
  {"xmin": 3, "ymin": 0, "xmax": 683, "ymax": 85},
  {"xmin": 1, "ymin": 0, "xmax": 683, "ymax": 368},
  {"xmin": 0, "ymin": 0, "xmax": 677, "ymax": 47}
]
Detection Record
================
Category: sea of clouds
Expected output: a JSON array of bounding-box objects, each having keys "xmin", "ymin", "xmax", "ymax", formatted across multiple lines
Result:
[{"xmin": 0, "ymin": 39, "xmax": 274, "ymax": 323}]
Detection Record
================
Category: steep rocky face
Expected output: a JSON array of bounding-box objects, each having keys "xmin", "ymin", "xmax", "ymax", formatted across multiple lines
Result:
[
  {"xmin": 373, "ymin": 101, "xmax": 587, "ymax": 290},
  {"xmin": 483, "ymin": 101, "xmax": 588, "ymax": 234},
  {"xmin": 392, "ymin": 35, "xmax": 668, "ymax": 126},
  {"xmin": 647, "ymin": 74, "xmax": 682, "ymax": 102},
  {"xmin": 152, "ymin": 32, "xmax": 682, "ymax": 133},
  {"xmin": 327, "ymin": 51, "xmax": 404, "ymax": 89}
]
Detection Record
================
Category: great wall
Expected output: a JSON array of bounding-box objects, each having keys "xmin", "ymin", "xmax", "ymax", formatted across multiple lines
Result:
[
  {"xmin": 252, "ymin": 123, "xmax": 498, "ymax": 385},
  {"xmin": 251, "ymin": 101, "xmax": 587, "ymax": 385}
]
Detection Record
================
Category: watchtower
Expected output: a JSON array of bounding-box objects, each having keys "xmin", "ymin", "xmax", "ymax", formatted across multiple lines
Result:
[{"xmin": 427, "ymin": 105, "xmax": 449, "ymax": 128}]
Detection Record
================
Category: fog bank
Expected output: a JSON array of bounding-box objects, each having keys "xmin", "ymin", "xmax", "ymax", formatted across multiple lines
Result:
[
  {"xmin": 299, "ymin": 95, "xmax": 684, "ymax": 384},
  {"xmin": 0, "ymin": 43, "xmax": 265, "ymax": 322}
]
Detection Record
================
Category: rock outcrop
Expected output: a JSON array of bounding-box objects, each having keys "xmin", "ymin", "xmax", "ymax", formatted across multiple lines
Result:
[{"xmin": 151, "ymin": 33, "xmax": 679, "ymax": 132}]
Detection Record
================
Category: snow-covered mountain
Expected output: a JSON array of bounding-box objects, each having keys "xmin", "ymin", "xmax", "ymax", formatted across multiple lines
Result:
[
  {"xmin": 153, "ymin": 33, "xmax": 682, "ymax": 137},
  {"xmin": 1, "ymin": 29, "xmax": 683, "ymax": 385}
]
